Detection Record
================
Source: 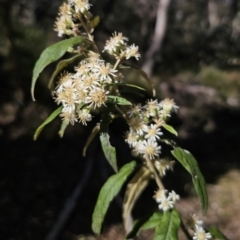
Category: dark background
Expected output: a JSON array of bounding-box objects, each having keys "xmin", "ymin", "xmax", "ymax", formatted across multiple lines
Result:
[{"xmin": 1, "ymin": 0, "xmax": 240, "ymax": 239}]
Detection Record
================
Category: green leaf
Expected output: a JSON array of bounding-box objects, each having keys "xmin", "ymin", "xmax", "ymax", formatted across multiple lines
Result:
[
  {"xmin": 208, "ymin": 226, "xmax": 229, "ymax": 240},
  {"xmin": 107, "ymin": 96, "xmax": 132, "ymax": 105},
  {"xmin": 58, "ymin": 120, "xmax": 69, "ymax": 138},
  {"xmin": 48, "ymin": 54, "xmax": 82, "ymax": 90},
  {"xmin": 90, "ymin": 16, "xmax": 100, "ymax": 29},
  {"xmin": 127, "ymin": 212, "xmax": 163, "ymax": 239},
  {"xmin": 162, "ymin": 124, "xmax": 178, "ymax": 136},
  {"xmin": 171, "ymin": 147, "xmax": 208, "ymax": 214},
  {"xmin": 34, "ymin": 106, "xmax": 62, "ymax": 140},
  {"xmin": 123, "ymin": 167, "xmax": 151, "ymax": 233},
  {"xmin": 153, "ymin": 210, "xmax": 180, "ymax": 240},
  {"xmin": 92, "ymin": 161, "xmax": 137, "ymax": 234},
  {"xmin": 108, "ymin": 83, "xmax": 146, "ymax": 91},
  {"xmin": 31, "ymin": 36, "xmax": 85, "ymax": 100},
  {"xmin": 99, "ymin": 108, "xmax": 118, "ymax": 172},
  {"xmin": 100, "ymin": 133, "xmax": 118, "ymax": 173},
  {"xmin": 83, "ymin": 124, "xmax": 100, "ymax": 157},
  {"xmin": 120, "ymin": 63, "xmax": 155, "ymax": 97}
]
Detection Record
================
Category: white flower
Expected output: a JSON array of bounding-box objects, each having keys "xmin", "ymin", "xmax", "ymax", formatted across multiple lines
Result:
[
  {"xmin": 158, "ymin": 196, "xmax": 174, "ymax": 211},
  {"xmin": 77, "ymin": 108, "xmax": 92, "ymax": 125},
  {"xmin": 154, "ymin": 189, "xmax": 167, "ymax": 203},
  {"xmin": 193, "ymin": 226, "xmax": 212, "ymax": 240},
  {"xmin": 144, "ymin": 124, "xmax": 163, "ymax": 142},
  {"xmin": 103, "ymin": 32, "xmax": 128, "ymax": 54},
  {"xmin": 125, "ymin": 44, "xmax": 141, "ymax": 60},
  {"xmin": 60, "ymin": 109, "xmax": 77, "ymax": 125},
  {"xmin": 168, "ymin": 190, "xmax": 180, "ymax": 203},
  {"xmin": 68, "ymin": 0, "xmax": 91, "ymax": 13},
  {"xmin": 85, "ymin": 87, "xmax": 109, "ymax": 109},
  {"xmin": 192, "ymin": 214, "xmax": 203, "ymax": 227},
  {"xmin": 128, "ymin": 117, "xmax": 147, "ymax": 136},
  {"xmin": 127, "ymin": 104, "xmax": 142, "ymax": 118},
  {"xmin": 138, "ymin": 139, "xmax": 161, "ymax": 160},
  {"xmin": 93, "ymin": 63, "xmax": 117, "ymax": 83},
  {"xmin": 125, "ymin": 130, "xmax": 139, "ymax": 147}
]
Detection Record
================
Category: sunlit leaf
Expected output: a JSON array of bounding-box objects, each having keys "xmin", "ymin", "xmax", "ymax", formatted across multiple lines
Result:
[
  {"xmin": 107, "ymin": 96, "xmax": 132, "ymax": 105},
  {"xmin": 123, "ymin": 167, "xmax": 151, "ymax": 233},
  {"xmin": 31, "ymin": 36, "xmax": 85, "ymax": 100},
  {"xmin": 208, "ymin": 226, "xmax": 229, "ymax": 240},
  {"xmin": 162, "ymin": 124, "xmax": 178, "ymax": 136},
  {"xmin": 34, "ymin": 106, "xmax": 62, "ymax": 140},
  {"xmin": 92, "ymin": 161, "xmax": 137, "ymax": 234},
  {"xmin": 171, "ymin": 147, "xmax": 208, "ymax": 214},
  {"xmin": 127, "ymin": 212, "xmax": 163, "ymax": 239},
  {"xmin": 48, "ymin": 54, "xmax": 82, "ymax": 90},
  {"xmin": 153, "ymin": 209, "xmax": 180, "ymax": 240}
]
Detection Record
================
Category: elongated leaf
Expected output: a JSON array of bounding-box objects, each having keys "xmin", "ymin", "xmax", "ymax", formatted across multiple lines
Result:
[
  {"xmin": 162, "ymin": 124, "xmax": 178, "ymax": 136},
  {"xmin": 123, "ymin": 167, "xmax": 151, "ymax": 233},
  {"xmin": 83, "ymin": 124, "xmax": 100, "ymax": 157},
  {"xmin": 31, "ymin": 36, "xmax": 85, "ymax": 100},
  {"xmin": 99, "ymin": 108, "xmax": 118, "ymax": 172},
  {"xmin": 208, "ymin": 226, "xmax": 229, "ymax": 240},
  {"xmin": 100, "ymin": 133, "xmax": 118, "ymax": 172},
  {"xmin": 92, "ymin": 161, "xmax": 137, "ymax": 234},
  {"xmin": 154, "ymin": 209, "xmax": 180, "ymax": 240},
  {"xmin": 58, "ymin": 120, "xmax": 69, "ymax": 138},
  {"xmin": 48, "ymin": 54, "xmax": 82, "ymax": 90},
  {"xmin": 119, "ymin": 63, "xmax": 155, "ymax": 96},
  {"xmin": 90, "ymin": 16, "xmax": 100, "ymax": 29},
  {"xmin": 127, "ymin": 212, "xmax": 163, "ymax": 239},
  {"xmin": 34, "ymin": 106, "xmax": 62, "ymax": 140},
  {"xmin": 171, "ymin": 147, "xmax": 208, "ymax": 214},
  {"xmin": 108, "ymin": 83, "xmax": 146, "ymax": 91},
  {"xmin": 107, "ymin": 96, "xmax": 132, "ymax": 105}
]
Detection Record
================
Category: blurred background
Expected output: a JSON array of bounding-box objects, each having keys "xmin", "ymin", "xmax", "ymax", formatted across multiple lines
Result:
[{"xmin": 1, "ymin": 0, "xmax": 240, "ymax": 239}]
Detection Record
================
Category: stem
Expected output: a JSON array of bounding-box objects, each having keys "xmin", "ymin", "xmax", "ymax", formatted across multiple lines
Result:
[
  {"xmin": 180, "ymin": 220, "xmax": 192, "ymax": 240},
  {"xmin": 146, "ymin": 158, "xmax": 164, "ymax": 190},
  {"xmin": 113, "ymin": 58, "xmax": 121, "ymax": 70}
]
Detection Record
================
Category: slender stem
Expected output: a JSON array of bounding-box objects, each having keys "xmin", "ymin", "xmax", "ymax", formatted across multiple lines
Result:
[
  {"xmin": 146, "ymin": 158, "xmax": 164, "ymax": 190},
  {"xmin": 180, "ymin": 220, "xmax": 192, "ymax": 240},
  {"xmin": 113, "ymin": 58, "xmax": 121, "ymax": 70}
]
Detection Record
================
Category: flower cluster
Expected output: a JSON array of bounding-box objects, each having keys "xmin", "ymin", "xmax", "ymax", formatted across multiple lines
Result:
[
  {"xmin": 154, "ymin": 189, "xmax": 180, "ymax": 211},
  {"xmin": 54, "ymin": 52, "xmax": 117, "ymax": 125},
  {"xmin": 125, "ymin": 99, "xmax": 178, "ymax": 161},
  {"xmin": 190, "ymin": 214, "xmax": 212, "ymax": 240},
  {"xmin": 54, "ymin": 0, "xmax": 92, "ymax": 37},
  {"xmin": 103, "ymin": 32, "xmax": 141, "ymax": 60}
]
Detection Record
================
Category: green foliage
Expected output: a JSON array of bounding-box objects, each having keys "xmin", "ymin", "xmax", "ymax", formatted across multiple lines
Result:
[
  {"xmin": 208, "ymin": 226, "xmax": 229, "ymax": 240},
  {"xmin": 107, "ymin": 96, "xmax": 132, "ymax": 105},
  {"xmin": 126, "ymin": 212, "xmax": 163, "ymax": 239},
  {"xmin": 100, "ymin": 133, "xmax": 118, "ymax": 172},
  {"xmin": 99, "ymin": 109, "xmax": 118, "ymax": 172},
  {"xmin": 162, "ymin": 124, "xmax": 178, "ymax": 136},
  {"xmin": 48, "ymin": 54, "xmax": 83, "ymax": 90},
  {"xmin": 92, "ymin": 161, "xmax": 137, "ymax": 234},
  {"xmin": 31, "ymin": 36, "xmax": 85, "ymax": 100},
  {"xmin": 153, "ymin": 210, "xmax": 181, "ymax": 240},
  {"xmin": 171, "ymin": 147, "xmax": 208, "ymax": 214},
  {"xmin": 34, "ymin": 106, "xmax": 62, "ymax": 140}
]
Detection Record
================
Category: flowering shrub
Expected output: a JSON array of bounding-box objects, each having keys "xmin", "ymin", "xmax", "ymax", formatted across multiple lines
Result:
[{"xmin": 31, "ymin": 1, "xmax": 228, "ymax": 239}]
